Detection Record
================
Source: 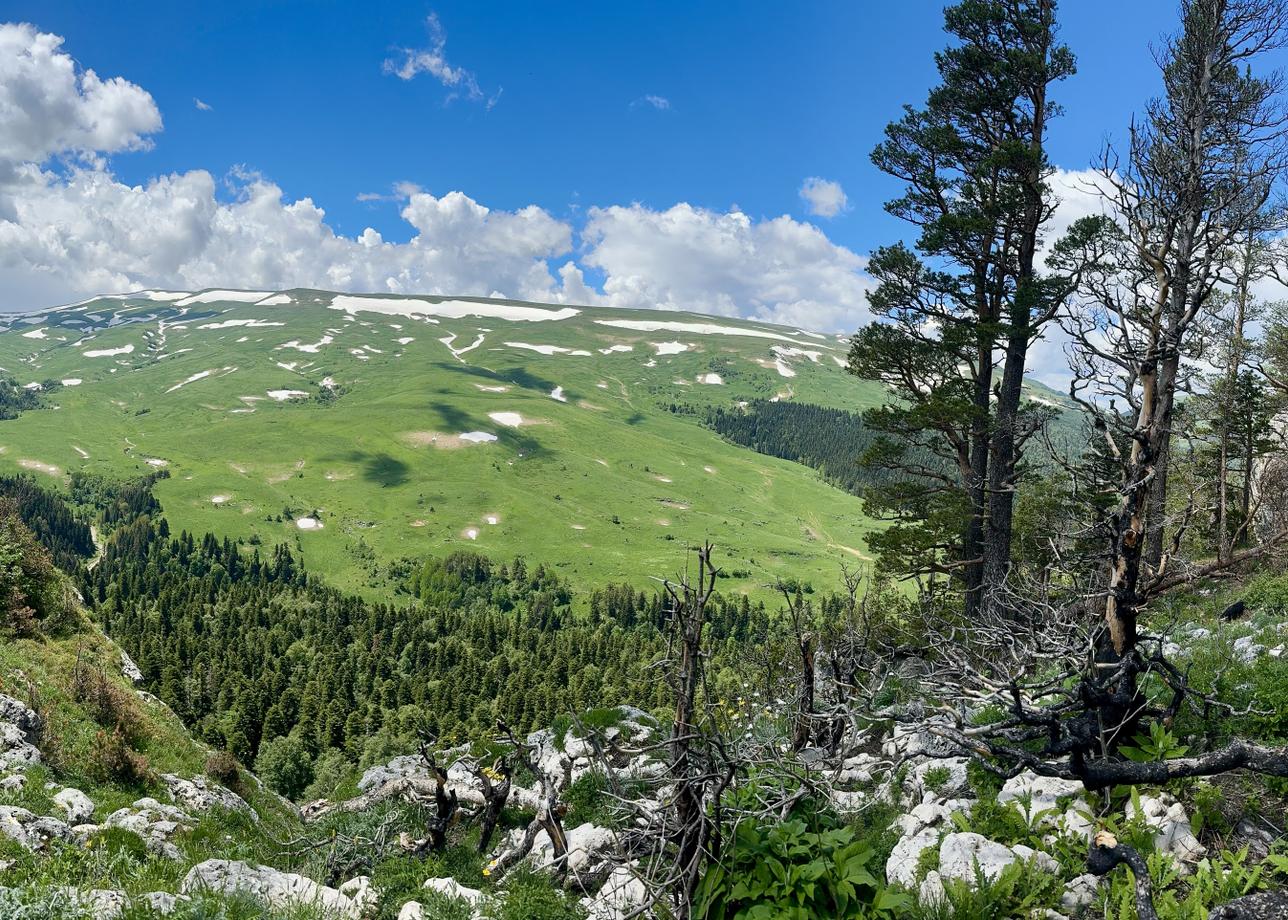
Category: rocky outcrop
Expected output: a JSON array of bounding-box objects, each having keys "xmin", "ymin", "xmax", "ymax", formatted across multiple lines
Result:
[
  {"xmin": 161, "ymin": 773, "xmax": 256, "ymax": 819},
  {"xmin": 181, "ymin": 859, "xmax": 373, "ymax": 918},
  {"xmin": 103, "ymin": 798, "xmax": 197, "ymax": 860},
  {"xmin": 0, "ymin": 694, "xmax": 41, "ymax": 771},
  {"xmin": 581, "ymin": 864, "xmax": 649, "ymax": 920}
]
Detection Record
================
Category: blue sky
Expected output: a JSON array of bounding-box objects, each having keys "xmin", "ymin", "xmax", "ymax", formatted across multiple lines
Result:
[{"xmin": 0, "ymin": 1, "xmax": 1262, "ymax": 331}]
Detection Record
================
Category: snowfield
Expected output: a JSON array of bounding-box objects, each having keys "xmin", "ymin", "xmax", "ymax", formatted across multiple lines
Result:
[{"xmin": 329, "ymin": 295, "xmax": 580, "ymax": 323}]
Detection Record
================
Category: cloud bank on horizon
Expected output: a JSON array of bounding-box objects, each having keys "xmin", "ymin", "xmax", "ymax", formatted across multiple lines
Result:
[
  {"xmin": 0, "ymin": 22, "xmax": 892, "ymax": 332},
  {"xmin": 0, "ymin": 21, "xmax": 1109, "ymax": 359}
]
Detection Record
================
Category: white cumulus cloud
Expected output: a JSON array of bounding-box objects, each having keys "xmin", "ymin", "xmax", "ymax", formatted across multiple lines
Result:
[
  {"xmin": 575, "ymin": 203, "xmax": 871, "ymax": 331},
  {"xmin": 799, "ymin": 177, "xmax": 848, "ymax": 218},
  {"xmin": 0, "ymin": 22, "xmax": 875, "ymax": 334},
  {"xmin": 0, "ymin": 23, "xmax": 160, "ymax": 167}
]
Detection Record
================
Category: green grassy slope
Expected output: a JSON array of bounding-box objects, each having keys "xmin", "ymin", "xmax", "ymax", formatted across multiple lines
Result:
[
  {"xmin": 0, "ymin": 289, "xmax": 1081, "ymax": 600},
  {"xmin": 0, "ymin": 290, "xmax": 900, "ymax": 599}
]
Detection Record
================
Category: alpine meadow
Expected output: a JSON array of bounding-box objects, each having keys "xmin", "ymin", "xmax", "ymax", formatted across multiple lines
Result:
[{"xmin": 11, "ymin": 3, "xmax": 1288, "ymax": 920}]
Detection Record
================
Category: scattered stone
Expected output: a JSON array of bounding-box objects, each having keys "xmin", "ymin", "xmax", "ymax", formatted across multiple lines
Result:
[
  {"xmin": 0, "ymin": 774, "xmax": 24, "ymax": 791},
  {"xmin": 53, "ymin": 787, "xmax": 95, "ymax": 825},
  {"xmin": 1061, "ymin": 873, "xmax": 1100, "ymax": 913}
]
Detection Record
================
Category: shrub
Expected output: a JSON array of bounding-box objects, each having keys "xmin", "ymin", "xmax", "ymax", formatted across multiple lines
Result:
[
  {"xmin": 485, "ymin": 867, "xmax": 584, "ymax": 920},
  {"xmin": 254, "ymin": 733, "xmax": 315, "ymax": 800},
  {"xmin": 205, "ymin": 750, "xmax": 243, "ymax": 792},
  {"xmin": 89, "ymin": 726, "xmax": 152, "ymax": 787},
  {"xmin": 71, "ymin": 660, "xmax": 142, "ymax": 741}
]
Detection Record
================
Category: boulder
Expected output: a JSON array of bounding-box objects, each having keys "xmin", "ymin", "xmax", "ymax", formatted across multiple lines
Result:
[
  {"xmin": 54, "ymin": 887, "xmax": 128, "ymax": 919},
  {"xmin": 1233, "ymin": 635, "xmax": 1266, "ymax": 663},
  {"xmin": 161, "ymin": 774, "xmax": 256, "ymax": 819},
  {"xmin": 918, "ymin": 870, "xmax": 945, "ymax": 906},
  {"xmin": 399, "ymin": 903, "xmax": 425, "ymax": 920},
  {"xmin": 906, "ymin": 758, "xmax": 971, "ymax": 805},
  {"xmin": 181, "ymin": 859, "xmax": 370, "ymax": 918},
  {"xmin": 0, "ymin": 774, "xmax": 24, "ymax": 791},
  {"xmin": 0, "ymin": 805, "xmax": 72, "ymax": 850},
  {"xmin": 105, "ymin": 798, "xmax": 197, "ymax": 860},
  {"xmin": 0, "ymin": 708, "xmax": 40, "ymax": 772},
  {"xmin": 886, "ymin": 826, "xmax": 939, "ymax": 888},
  {"xmin": 1126, "ymin": 793, "xmax": 1206, "ymax": 863},
  {"xmin": 53, "ymin": 787, "xmax": 95, "ymax": 825},
  {"xmin": 423, "ymin": 876, "xmax": 486, "ymax": 907},
  {"xmin": 882, "ymin": 722, "xmax": 959, "ymax": 760},
  {"xmin": 531, "ymin": 821, "xmax": 616, "ymax": 875},
  {"xmin": 358, "ymin": 754, "xmax": 426, "ymax": 792},
  {"xmin": 836, "ymin": 753, "xmax": 880, "ymax": 786},
  {"xmin": 998, "ymin": 772, "xmax": 1087, "ymax": 828},
  {"xmin": 939, "ymin": 832, "xmax": 1020, "ymax": 884},
  {"xmin": 582, "ymin": 864, "xmax": 648, "ymax": 920},
  {"xmin": 137, "ymin": 891, "xmax": 191, "ymax": 914},
  {"xmin": 1061, "ymin": 873, "xmax": 1100, "ymax": 913}
]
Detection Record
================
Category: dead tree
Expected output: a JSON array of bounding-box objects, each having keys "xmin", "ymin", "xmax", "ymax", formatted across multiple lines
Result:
[
  {"xmin": 473, "ymin": 757, "xmax": 512, "ymax": 854},
  {"xmin": 489, "ymin": 719, "xmax": 569, "ymax": 881},
  {"xmin": 415, "ymin": 736, "xmax": 459, "ymax": 854},
  {"xmin": 663, "ymin": 542, "xmax": 722, "ymax": 917},
  {"xmin": 778, "ymin": 582, "xmax": 816, "ymax": 753}
]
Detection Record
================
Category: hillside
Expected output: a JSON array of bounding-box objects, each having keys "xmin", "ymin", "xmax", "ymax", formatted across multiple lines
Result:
[{"xmin": 0, "ymin": 289, "xmax": 1080, "ymax": 601}]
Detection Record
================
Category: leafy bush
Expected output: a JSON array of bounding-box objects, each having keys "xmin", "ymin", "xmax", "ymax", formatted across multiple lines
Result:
[
  {"xmin": 254, "ymin": 733, "xmax": 315, "ymax": 800},
  {"xmin": 694, "ymin": 812, "xmax": 908, "ymax": 919},
  {"xmin": 484, "ymin": 866, "xmax": 584, "ymax": 920}
]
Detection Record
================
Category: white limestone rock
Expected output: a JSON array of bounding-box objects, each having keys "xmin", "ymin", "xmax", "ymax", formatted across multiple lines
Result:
[
  {"xmin": 582, "ymin": 864, "xmax": 649, "ymax": 920},
  {"xmin": 531, "ymin": 821, "xmax": 616, "ymax": 874},
  {"xmin": 121, "ymin": 649, "xmax": 144, "ymax": 683},
  {"xmin": 998, "ymin": 771, "xmax": 1087, "ymax": 827},
  {"xmin": 181, "ymin": 859, "xmax": 371, "ymax": 917},
  {"xmin": 939, "ymin": 832, "xmax": 1020, "ymax": 884},
  {"xmin": 886, "ymin": 826, "xmax": 939, "ymax": 888},
  {"xmin": 1126, "ymin": 793, "xmax": 1206, "ymax": 862},
  {"xmin": 906, "ymin": 757, "xmax": 971, "ymax": 804},
  {"xmin": 161, "ymin": 773, "xmax": 256, "ymax": 819},
  {"xmin": 423, "ymin": 876, "xmax": 486, "ymax": 907},
  {"xmin": 53, "ymin": 787, "xmax": 95, "ymax": 825}
]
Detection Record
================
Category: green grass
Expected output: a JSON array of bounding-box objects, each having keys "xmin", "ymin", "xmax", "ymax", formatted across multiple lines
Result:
[{"xmin": 0, "ymin": 290, "xmax": 900, "ymax": 601}]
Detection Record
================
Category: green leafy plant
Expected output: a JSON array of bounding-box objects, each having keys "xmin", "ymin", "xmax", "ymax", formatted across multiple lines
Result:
[
  {"xmin": 1121, "ymin": 723, "xmax": 1189, "ymax": 763},
  {"xmin": 694, "ymin": 813, "xmax": 909, "ymax": 919}
]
